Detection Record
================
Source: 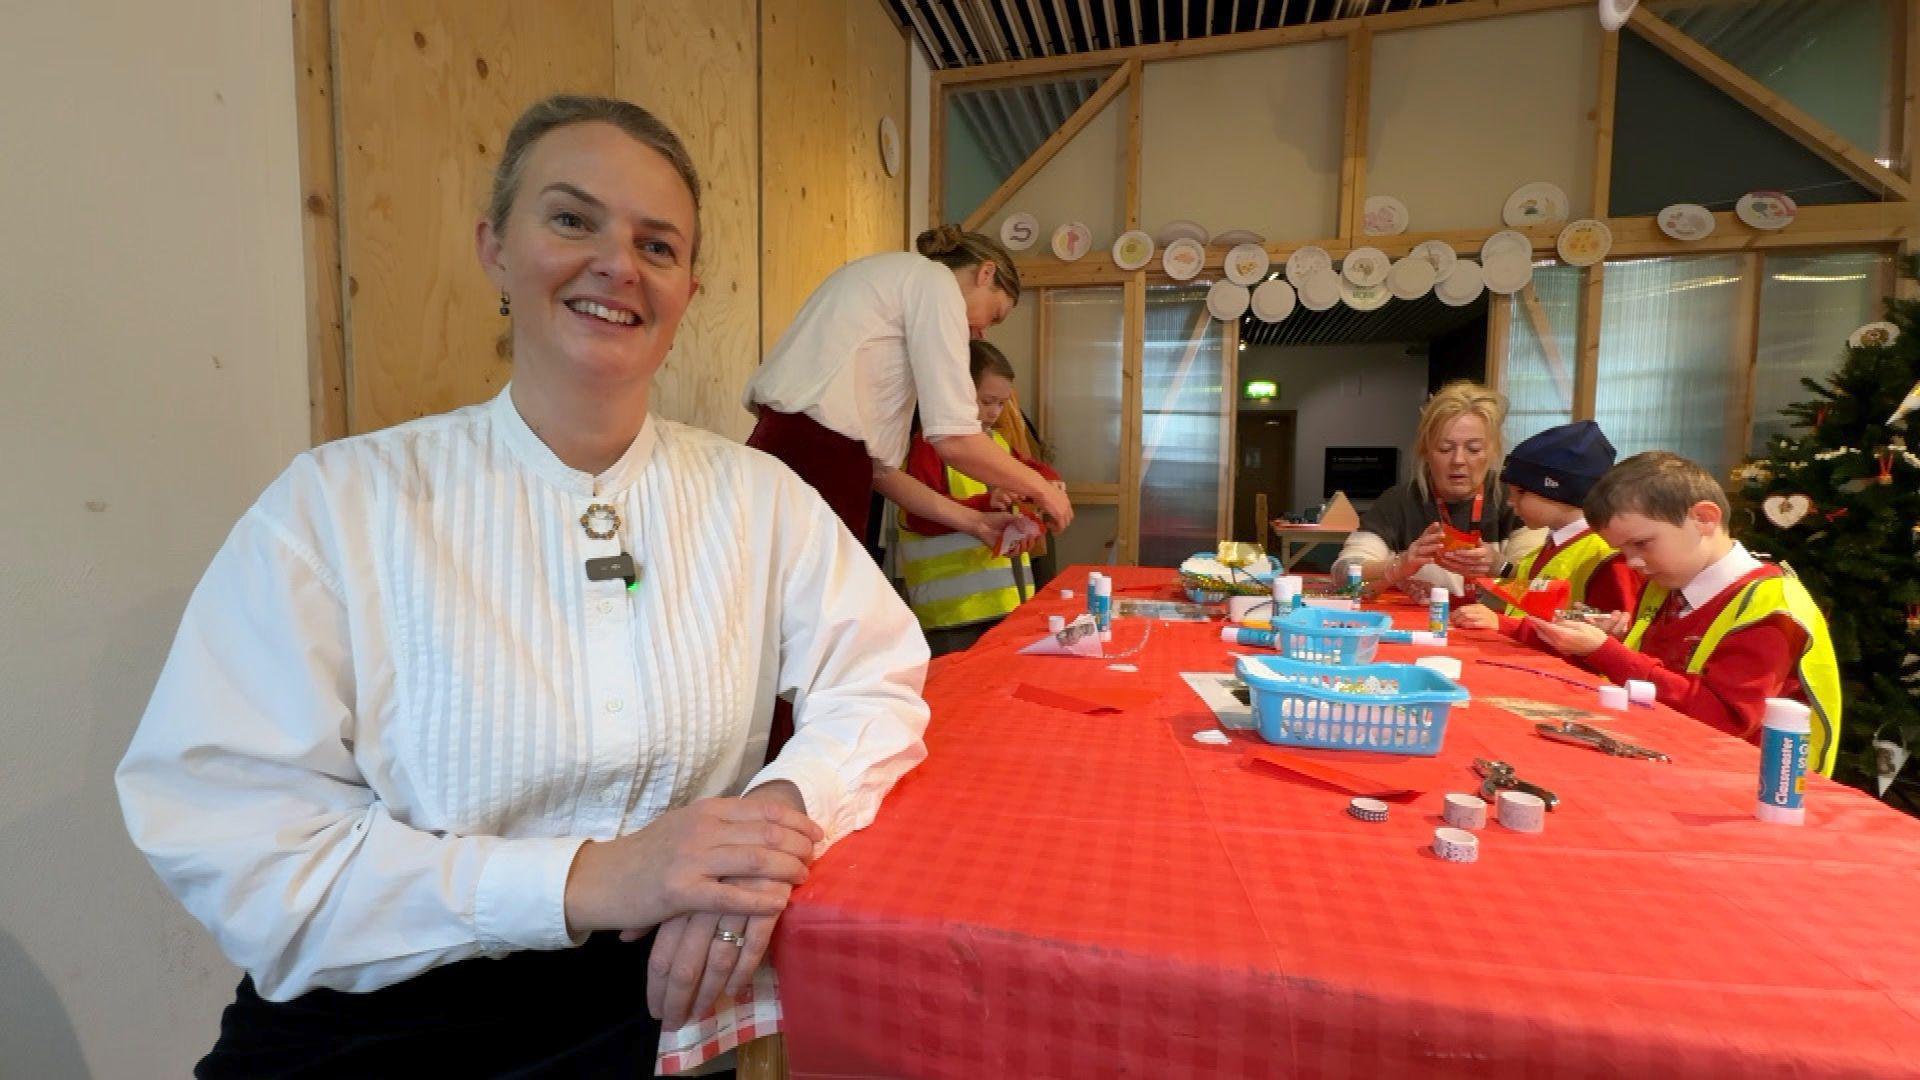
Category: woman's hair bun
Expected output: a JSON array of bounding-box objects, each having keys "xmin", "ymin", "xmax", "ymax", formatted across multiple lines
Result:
[{"xmin": 915, "ymin": 224, "xmax": 966, "ymax": 257}]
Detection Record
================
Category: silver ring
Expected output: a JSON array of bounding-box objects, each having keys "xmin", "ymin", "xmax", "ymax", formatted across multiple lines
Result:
[{"xmin": 715, "ymin": 929, "xmax": 745, "ymax": 947}]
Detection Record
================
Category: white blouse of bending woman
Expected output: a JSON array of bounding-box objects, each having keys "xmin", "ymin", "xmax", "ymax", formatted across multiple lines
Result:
[
  {"xmin": 1330, "ymin": 380, "xmax": 1543, "ymax": 597},
  {"xmin": 115, "ymin": 97, "xmax": 930, "ymax": 1030}
]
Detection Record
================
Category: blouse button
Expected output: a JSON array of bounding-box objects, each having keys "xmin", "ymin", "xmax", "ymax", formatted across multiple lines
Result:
[
  {"xmin": 597, "ymin": 599, "xmax": 615, "ymax": 615},
  {"xmin": 604, "ymin": 698, "xmax": 625, "ymax": 714}
]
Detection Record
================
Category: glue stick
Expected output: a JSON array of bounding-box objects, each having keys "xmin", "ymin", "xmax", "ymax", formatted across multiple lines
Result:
[
  {"xmin": 1428, "ymin": 587, "xmax": 1450, "ymax": 639},
  {"xmin": 1221, "ymin": 625, "xmax": 1277, "ymax": 649},
  {"xmin": 1093, "ymin": 574, "xmax": 1113, "ymax": 635},
  {"xmin": 1345, "ymin": 562, "xmax": 1364, "ymax": 599},
  {"xmin": 1756, "ymin": 698, "xmax": 1812, "ymax": 825}
]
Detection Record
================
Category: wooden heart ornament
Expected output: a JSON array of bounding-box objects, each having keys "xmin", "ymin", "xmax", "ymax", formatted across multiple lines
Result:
[{"xmin": 1762, "ymin": 494, "xmax": 1812, "ymax": 528}]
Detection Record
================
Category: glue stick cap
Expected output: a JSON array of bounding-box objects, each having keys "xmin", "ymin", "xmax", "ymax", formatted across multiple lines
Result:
[
  {"xmin": 1430, "ymin": 587, "xmax": 1449, "ymax": 604},
  {"xmin": 1762, "ymin": 697, "xmax": 1811, "ymax": 734}
]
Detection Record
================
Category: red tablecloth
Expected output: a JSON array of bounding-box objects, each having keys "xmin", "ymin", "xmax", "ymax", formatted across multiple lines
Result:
[{"xmin": 774, "ymin": 567, "xmax": 1920, "ymax": 1078}]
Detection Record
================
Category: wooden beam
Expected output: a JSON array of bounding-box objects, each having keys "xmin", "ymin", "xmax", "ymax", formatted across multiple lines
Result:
[
  {"xmin": 1591, "ymin": 27, "xmax": 1618, "ymax": 218},
  {"xmin": 1627, "ymin": 6, "xmax": 1913, "ymax": 201},
  {"xmin": 960, "ymin": 61, "xmax": 1134, "ymax": 232},
  {"xmin": 737, "ymin": 1035, "xmax": 786, "ymax": 1080},
  {"xmin": 1035, "ymin": 287, "xmax": 1052, "ymax": 441},
  {"xmin": 1218, "ymin": 315, "xmax": 1239, "ymax": 541},
  {"xmin": 1010, "ymin": 201, "xmax": 1920, "ymax": 287},
  {"xmin": 1121, "ymin": 272, "xmax": 1145, "ymax": 565},
  {"xmin": 1123, "ymin": 55, "xmax": 1143, "ymax": 230},
  {"xmin": 1338, "ymin": 27, "xmax": 1372, "ymax": 241},
  {"xmin": 1573, "ymin": 264, "xmax": 1603, "ymax": 421},
  {"xmin": 929, "ymin": 80, "xmax": 946, "ymax": 225},
  {"xmin": 1727, "ymin": 253, "xmax": 1764, "ymax": 470},
  {"xmin": 1485, "ymin": 286, "xmax": 1512, "ymax": 392},
  {"xmin": 1518, "ymin": 282, "xmax": 1575, "ymax": 409},
  {"xmin": 292, "ymin": 0, "xmax": 348, "ymax": 444},
  {"xmin": 932, "ymin": 0, "xmax": 1587, "ymax": 86}
]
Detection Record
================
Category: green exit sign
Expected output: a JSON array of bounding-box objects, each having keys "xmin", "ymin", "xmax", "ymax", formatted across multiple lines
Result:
[{"xmin": 1243, "ymin": 379, "xmax": 1279, "ymax": 401}]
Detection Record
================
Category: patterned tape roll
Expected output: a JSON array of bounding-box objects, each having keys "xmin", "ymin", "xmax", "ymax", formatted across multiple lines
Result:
[
  {"xmin": 1348, "ymin": 797, "xmax": 1389, "ymax": 823},
  {"xmin": 1498, "ymin": 790, "xmax": 1547, "ymax": 833},
  {"xmin": 1443, "ymin": 793, "xmax": 1488, "ymax": 830},
  {"xmin": 1433, "ymin": 826, "xmax": 1479, "ymax": 863}
]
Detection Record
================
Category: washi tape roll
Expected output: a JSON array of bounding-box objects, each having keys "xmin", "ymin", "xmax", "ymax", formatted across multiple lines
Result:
[
  {"xmin": 1443, "ymin": 793, "xmax": 1488, "ymax": 830},
  {"xmin": 1433, "ymin": 827, "xmax": 1479, "ymax": 863},
  {"xmin": 1498, "ymin": 790, "xmax": 1547, "ymax": 833},
  {"xmin": 1348, "ymin": 797, "xmax": 1389, "ymax": 823},
  {"xmin": 1626, "ymin": 679, "xmax": 1655, "ymax": 705},
  {"xmin": 1599, "ymin": 684, "xmax": 1630, "ymax": 711}
]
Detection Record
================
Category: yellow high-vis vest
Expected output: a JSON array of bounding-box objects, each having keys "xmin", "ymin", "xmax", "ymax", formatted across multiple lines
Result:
[
  {"xmin": 897, "ymin": 431, "xmax": 1031, "ymax": 630},
  {"xmin": 1624, "ymin": 566, "xmax": 1843, "ymax": 776},
  {"xmin": 1498, "ymin": 530, "xmax": 1618, "ymax": 618}
]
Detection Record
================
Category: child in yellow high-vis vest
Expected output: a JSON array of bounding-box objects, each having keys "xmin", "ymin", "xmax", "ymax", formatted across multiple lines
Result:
[
  {"xmin": 1453, "ymin": 421, "xmax": 1642, "ymax": 646},
  {"xmin": 1528, "ymin": 451, "xmax": 1843, "ymax": 776},
  {"xmin": 888, "ymin": 342, "xmax": 1063, "ymax": 656}
]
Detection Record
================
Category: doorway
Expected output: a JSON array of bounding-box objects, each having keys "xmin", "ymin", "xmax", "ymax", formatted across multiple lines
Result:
[{"xmin": 1232, "ymin": 409, "xmax": 1295, "ymax": 544}]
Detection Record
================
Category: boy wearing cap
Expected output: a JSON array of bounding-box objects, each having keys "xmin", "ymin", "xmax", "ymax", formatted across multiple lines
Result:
[
  {"xmin": 1527, "ymin": 451, "xmax": 1842, "ymax": 775},
  {"xmin": 1453, "ymin": 421, "xmax": 1641, "ymax": 643}
]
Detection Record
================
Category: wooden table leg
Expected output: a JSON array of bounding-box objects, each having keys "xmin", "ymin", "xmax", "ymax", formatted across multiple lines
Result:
[{"xmin": 737, "ymin": 1034, "xmax": 788, "ymax": 1080}]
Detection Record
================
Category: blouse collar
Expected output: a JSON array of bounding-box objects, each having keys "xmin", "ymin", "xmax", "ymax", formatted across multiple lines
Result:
[{"xmin": 490, "ymin": 385, "xmax": 659, "ymax": 498}]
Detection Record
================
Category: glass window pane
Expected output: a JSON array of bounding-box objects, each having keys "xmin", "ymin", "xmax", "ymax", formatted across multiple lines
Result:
[
  {"xmin": 1593, "ymin": 255, "xmax": 1750, "ymax": 480},
  {"xmin": 1751, "ymin": 251, "xmax": 1891, "ymax": 456},
  {"xmin": 1053, "ymin": 504, "xmax": 1119, "ymax": 571},
  {"xmin": 1140, "ymin": 287, "xmax": 1226, "ymax": 568},
  {"xmin": 1650, "ymin": 0, "xmax": 1897, "ymax": 161},
  {"xmin": 1500, "ymin": 263, "xmax": 1582, "ymax": 451},
  {"xmin": 1046, "ymin": 289, "xmax": 1123, "ymax": 486},
  {"xmin": 942, "ymin": 71, "xmax": 1113, "ymax": 224}
]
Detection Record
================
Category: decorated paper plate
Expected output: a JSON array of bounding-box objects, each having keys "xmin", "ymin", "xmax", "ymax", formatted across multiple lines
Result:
[
  {"xmin": 1340, "ymin": 278, "xmax": 1390, "ymax": 312},
  {"xmin": 1285, "ymin": 245, "xmax": 1333, "ymax": 288},
  {"xmin": 1211, "ymin": 228, "xmax": 1266, "ymax": 247},
  {"xmin": 1342, "ymin": 246, "xmax": 1390, "ymax": 287},
  {"xmin": 1386, "ymin": 256, "xmax": 1438, "ymax": 300},
  {"xmin": 1849, "ymin": 321, "xmax": 1901, "ymax": 349},
  {"xmin": 1736, "ymin": 190, "xmax": 1797, "ymax": 231},
  {"xmin": 1052, "ymin": 221, "xmax": 1093, "ymax": 262},
  {"xmin": 1435, "ymin": 259, "xmax": 1486, "ymax": 307},
  {"xmin": 1556, "ymin": 219, "xmax": 1611, "ymax": 266},
  {"xmin": 1250, "ymin": 279, "xmax": 1297, "ymax": 323},
  {"xmin": 1503, "ymin": 182, "xmax": 1570, "ymax": 228},
  {"xmin": 1207, "ymin": 281, "xmax": 1252, "ymax": 321},
  {"xmin": 1657, "ymin": 203, "xmax": 1714, "ymax": 241},
  {"xmin": 1483, "ymin": 250, "xmax": 1534, "ymax": 295},
  {"xmin": 1224, "ymin": 243, "xmax": 1271, "ymax": 286},
  {"xmin": 1482, "ymin": 229, "xmax": 1533, "ymax": 264},
  {"xmin": 1598, "ymin": 0, "xmax": 1638, "ymax": 32},
  {"xmin": 1000, "ymin": 212, "xmax": 1039, "ymax": 252},
  {"xmin": 1298, "ymin": 267, "xmax": 1342, "ymax": 312},
  {"xmin": 1155, "ymin": 219, "xmax": 1209, "ymax": 247},
  {"xmin": 1412, "ymin": 240, "xmax": 1458, "ymax": 282},
  {"xmin": 1112, "ymin": 229, "xmax": 1155, "ymax": 271},
  {"xmin": 1162, "ymin": 237, "xmax": 1206, "ymax": 281},
  {"xmin": 1362, "ymin": 195, "xmax": 1410, "ymax": 237}
]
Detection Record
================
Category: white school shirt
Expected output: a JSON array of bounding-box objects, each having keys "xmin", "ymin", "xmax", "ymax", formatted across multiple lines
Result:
[
  {"xmin": 743, "ymin": 251, "xmax": 981, "ymax": 468},
  {"xmin": 116, "ymin": 389, "xmax": 931, "ymax": 1001},
  {"xmin": 1677, "ymin": 542, "xmax": 1763, "ymax": 616}
]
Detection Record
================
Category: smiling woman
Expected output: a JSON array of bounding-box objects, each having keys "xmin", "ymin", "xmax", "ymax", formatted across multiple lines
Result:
[{"xmin": 116, "ymin": 94, "xmax": 933, "ymax": 1074}]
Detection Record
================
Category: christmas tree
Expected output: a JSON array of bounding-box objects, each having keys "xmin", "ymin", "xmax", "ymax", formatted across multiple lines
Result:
[{"xmin": 1732, "ymin": 259, "xmax": 1920, "ymax": 811}]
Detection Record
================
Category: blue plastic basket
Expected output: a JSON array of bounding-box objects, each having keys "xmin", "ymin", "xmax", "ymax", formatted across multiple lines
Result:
[
  {"xmin": 1270, "ymin": 607, "xmax": 1395, "ymax": 666},
  {"xmin": 1235, "ymin": 654, "xmax": 1468, "ymax": 756}
]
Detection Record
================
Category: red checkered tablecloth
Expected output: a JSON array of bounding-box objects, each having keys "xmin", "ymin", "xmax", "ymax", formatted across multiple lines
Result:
[{"xmin": 761, "ymin": 566, "xmax": 1920, "ymax": 1077}]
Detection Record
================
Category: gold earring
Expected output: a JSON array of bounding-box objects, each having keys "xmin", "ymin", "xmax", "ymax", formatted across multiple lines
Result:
[{"xmin": 499, "ymin": 292, "xmax": 510, "ymax": 316}]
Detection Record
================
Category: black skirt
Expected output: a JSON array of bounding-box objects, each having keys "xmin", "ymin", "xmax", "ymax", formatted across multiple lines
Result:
[{"xmin": 197, "ymin": 931, "xmax": 661, "ymax": 1078}]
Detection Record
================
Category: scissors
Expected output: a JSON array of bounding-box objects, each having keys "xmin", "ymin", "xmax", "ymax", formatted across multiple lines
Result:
[
  {"xmin": 1474, "ymin": 758, "xmax": 1559, "ymax": 810},
  {"xmin": 1535, "ymin": 720, "xmax": 1670, "ymax": 763}
]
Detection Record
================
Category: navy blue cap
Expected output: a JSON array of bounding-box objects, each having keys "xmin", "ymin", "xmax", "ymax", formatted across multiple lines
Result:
[{"xmin": 1503, "ymin": 421, "xmax": 1616, "ymax": 506}]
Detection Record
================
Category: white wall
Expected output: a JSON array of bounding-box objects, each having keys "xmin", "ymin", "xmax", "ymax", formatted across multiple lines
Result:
[
  {"xmin": 0, "ymin": 3, "xmax": 308, "ymax": 1076},
  {"xmin": 1238, "ymin": 343, "xmax": 1431, "ymax": 516}
]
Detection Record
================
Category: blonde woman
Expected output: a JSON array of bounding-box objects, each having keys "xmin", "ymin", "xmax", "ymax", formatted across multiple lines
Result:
[{"xmin": 1332, "ymin": 380, "xmax": 1542, "ymax": 597}]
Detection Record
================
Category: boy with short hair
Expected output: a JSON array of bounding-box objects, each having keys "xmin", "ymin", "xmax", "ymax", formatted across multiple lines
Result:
[
  {"xmin": 1528, "ymin": 451, "xmax": 1842, "ymax": 775},
  {"xmin": 1453, "ymin": 421, "xmax": 1640, "ymax": 642}
]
